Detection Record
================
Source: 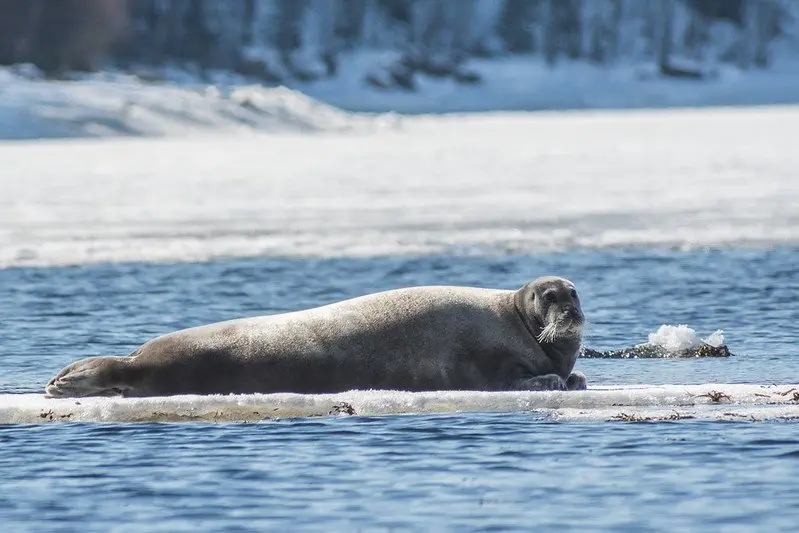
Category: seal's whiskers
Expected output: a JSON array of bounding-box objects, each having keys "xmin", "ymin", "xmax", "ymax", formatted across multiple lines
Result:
[{"xmin": 537, "ymin": 322, "xmax": 560, "ymax": 344}]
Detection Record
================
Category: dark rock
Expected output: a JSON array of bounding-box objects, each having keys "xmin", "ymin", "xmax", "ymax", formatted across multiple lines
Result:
[
  {"xmin": 365, "ymin": 70, "xmax": 392, "ymax": 90},
  {"xmin": 660, "ymin": 61, "xmax": 704, "ymax": 79},
  {"xmin": 234, "ymin": 57, "xmax": 281, "ymax": 84},
  {"xmin": 453, "ymin": 68, "xmax": 482, "ymax": 85},
  {"xmin": 581, "ymin": 343, "xmax": 733, "ymax": 359},
  {"xmin": 389, "ymin": 64, "xmax": 416, "ymax": 91},
  {"xmin": 328, "ymin": 402, "xmax": 356, "ymax": 416}
]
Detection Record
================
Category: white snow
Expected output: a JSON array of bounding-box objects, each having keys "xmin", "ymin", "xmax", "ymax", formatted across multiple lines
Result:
[
  {"xmin": 0, "ymin": 66, "xmax": 387, "ymax": 140},
  {"xmin": 2, "ymin": 383, "xmax": 797, "ymax": 424},
  {"xmin": 299, "ymin": 54, "xmax": 799, "ymax": 114},
  {"xmin": 4, "ymin": 54, "xmax": 799, "ymax": 140},
  {"xmin": 646, "ymin": 325, "xmax": 725, "ymax": 352},
  {"xmin": 1, "ymin": 103, "xmax": 798, "ymax": 268}
]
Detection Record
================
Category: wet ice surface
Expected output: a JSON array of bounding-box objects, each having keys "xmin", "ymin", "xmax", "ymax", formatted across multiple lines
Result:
[{"xmin": 4, "ymin": 384, "xmax": 799, "ymax": 425}]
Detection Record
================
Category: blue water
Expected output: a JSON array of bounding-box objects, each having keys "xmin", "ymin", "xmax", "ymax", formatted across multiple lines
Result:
[{"xmin": 2, "ymin": 250, "xmax": 799, "ymax": 531}]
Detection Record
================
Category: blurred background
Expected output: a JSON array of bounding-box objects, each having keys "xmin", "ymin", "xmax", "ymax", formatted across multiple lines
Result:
[{"xmin": 1, "ymin": 0, "xmax": 796, "ymax": 87}]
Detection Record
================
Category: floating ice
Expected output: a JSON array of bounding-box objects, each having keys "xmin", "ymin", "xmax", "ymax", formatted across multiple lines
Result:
[{"xmin": 1, "ymin": 384, "xmax": 796, "ymax": 425}]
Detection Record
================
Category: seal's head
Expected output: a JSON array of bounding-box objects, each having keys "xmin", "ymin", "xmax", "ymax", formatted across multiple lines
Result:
[{"xmin": 515, "ymin": 276, "xmax": 585, "ymax": 345}]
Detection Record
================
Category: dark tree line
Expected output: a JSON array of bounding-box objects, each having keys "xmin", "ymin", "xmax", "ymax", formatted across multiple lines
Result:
[
  {"xmin": 0, "ymin": 0, "xmax": 128, "ymax": 75},
  {"xmin": 0, "ymin": 0, "xmax": 792, "ymax": 84}
]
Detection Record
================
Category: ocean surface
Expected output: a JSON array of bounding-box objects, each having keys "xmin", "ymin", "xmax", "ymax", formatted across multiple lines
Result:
[{"xmin": 2, "ymin": 250, "xmax": 799, "ymax": 532}]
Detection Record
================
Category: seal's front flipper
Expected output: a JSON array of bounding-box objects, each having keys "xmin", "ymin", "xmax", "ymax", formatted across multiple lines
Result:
[
  {"xmin": 510, "ymin": 373, "xmax": 567, "ymax": 391},
  {"xmin": 45, "ymin": 356, "xmax": 131, "ymax": 398},
  {"xmin": 566, "ymin": 371, "xmax": 587, "ymax": 390}
]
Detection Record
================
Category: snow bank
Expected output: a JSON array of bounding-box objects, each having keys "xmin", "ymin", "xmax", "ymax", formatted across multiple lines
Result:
[
  {"xmin": 300, "ymin": 54, "xmax": 799, "ymax": 115},
  {"xmin": 0, "ymin": 66, "xmax": 391, "ymax": 140},
  {"xmin": 2, "ymin": 104, "xmax": 798, "ymax": 268},
  {"xmin": 2, "ymin": 384, "xmax": 797, "ymax": 424},
  {"xmin": 4, "ymin": 54, "xmax": 799, "ymax": 141}
]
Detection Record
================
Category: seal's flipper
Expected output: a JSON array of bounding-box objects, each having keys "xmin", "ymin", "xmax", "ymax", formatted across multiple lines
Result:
[
  {"xmin": 45, "ymin": 356, "xmax": 131, "ymax": 398},
  {"xmin": 566, "ymin": 370, "xmax": 588, "ymax": 390},
  {"xmin": 510, "ymin": 373, "xmax": 568, "ymax": 391}
]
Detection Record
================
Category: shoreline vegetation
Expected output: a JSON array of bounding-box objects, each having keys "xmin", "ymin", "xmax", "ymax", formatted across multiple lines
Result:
[{"xmin": 1, "ymin": 0, "xmax": 795, "ymax": 91}]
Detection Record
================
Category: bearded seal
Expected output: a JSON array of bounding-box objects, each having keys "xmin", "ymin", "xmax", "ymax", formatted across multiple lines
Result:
[{"xmin": 44, "ymin": 276, "xmax": 587, "ymax": 398}]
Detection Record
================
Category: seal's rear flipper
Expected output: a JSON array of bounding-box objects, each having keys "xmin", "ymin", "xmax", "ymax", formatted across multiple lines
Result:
[
  {"xmin": 45, "ymin": 356, "xmax": 131, "ymax": 398},
  {"xmin": 510, "ymin": 374, "xmax": 567, "ymax": 391}
]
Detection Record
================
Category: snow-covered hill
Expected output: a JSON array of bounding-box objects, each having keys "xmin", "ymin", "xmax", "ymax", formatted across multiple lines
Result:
[{"xmin": 4, "ymin": 54, "xmax": 799, "ymax": 141}]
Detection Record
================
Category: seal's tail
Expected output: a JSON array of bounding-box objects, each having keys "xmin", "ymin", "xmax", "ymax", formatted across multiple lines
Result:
[{"xmin": 45, "ymin": 356, "xmax": 131, "ymax": 398}]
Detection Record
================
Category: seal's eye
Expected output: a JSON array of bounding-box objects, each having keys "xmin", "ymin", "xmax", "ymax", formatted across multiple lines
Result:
[
  {"xmin": 544, "ymin": 291, "xmax": 557, "ymax": 303},
  {"xmin": 570, "ymin": 289, "xmax": 578, "ymax": 298}
]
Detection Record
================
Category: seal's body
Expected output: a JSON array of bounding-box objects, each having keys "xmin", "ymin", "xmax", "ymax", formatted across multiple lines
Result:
[{"xmin": 45, "ymin": 277, "xmax": 587, "ymax": 398}]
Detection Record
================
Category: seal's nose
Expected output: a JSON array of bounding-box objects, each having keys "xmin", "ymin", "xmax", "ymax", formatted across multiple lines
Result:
[{"xmin": 565, "ymin": 306, "xmax": 583, "ymax": 322}]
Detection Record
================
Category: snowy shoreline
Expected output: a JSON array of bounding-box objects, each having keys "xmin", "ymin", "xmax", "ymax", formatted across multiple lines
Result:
[
  {"xmin": 3, "ymin": 55, "xmax": 799, "ymax": 141},
  {"xmin": 2, "ymin": 102, "xmax": 798, "ymax": 268}
]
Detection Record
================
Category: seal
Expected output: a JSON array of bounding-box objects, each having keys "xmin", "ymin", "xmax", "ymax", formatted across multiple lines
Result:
[{"xmin": 44, "ymin": 276, "xmax": 587, "ymax": 398}]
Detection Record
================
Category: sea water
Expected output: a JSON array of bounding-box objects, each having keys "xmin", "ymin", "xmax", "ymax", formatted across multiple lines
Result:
[{"xmin": 1, "ymin": 251, "xmax": 798, "ymax": 531}]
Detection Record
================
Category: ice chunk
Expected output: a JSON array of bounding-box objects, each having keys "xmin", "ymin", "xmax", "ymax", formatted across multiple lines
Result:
[
  {"xmin": 647, "ymin": 324, "xmax": 702, "ymax": 352},
  {"xmin": 702, "ymin": 329, "xmax": 725, "ymax": 348},
  {"xmin": 2, "ymin": 383, "xmax": 797, "ymax": 424}
]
